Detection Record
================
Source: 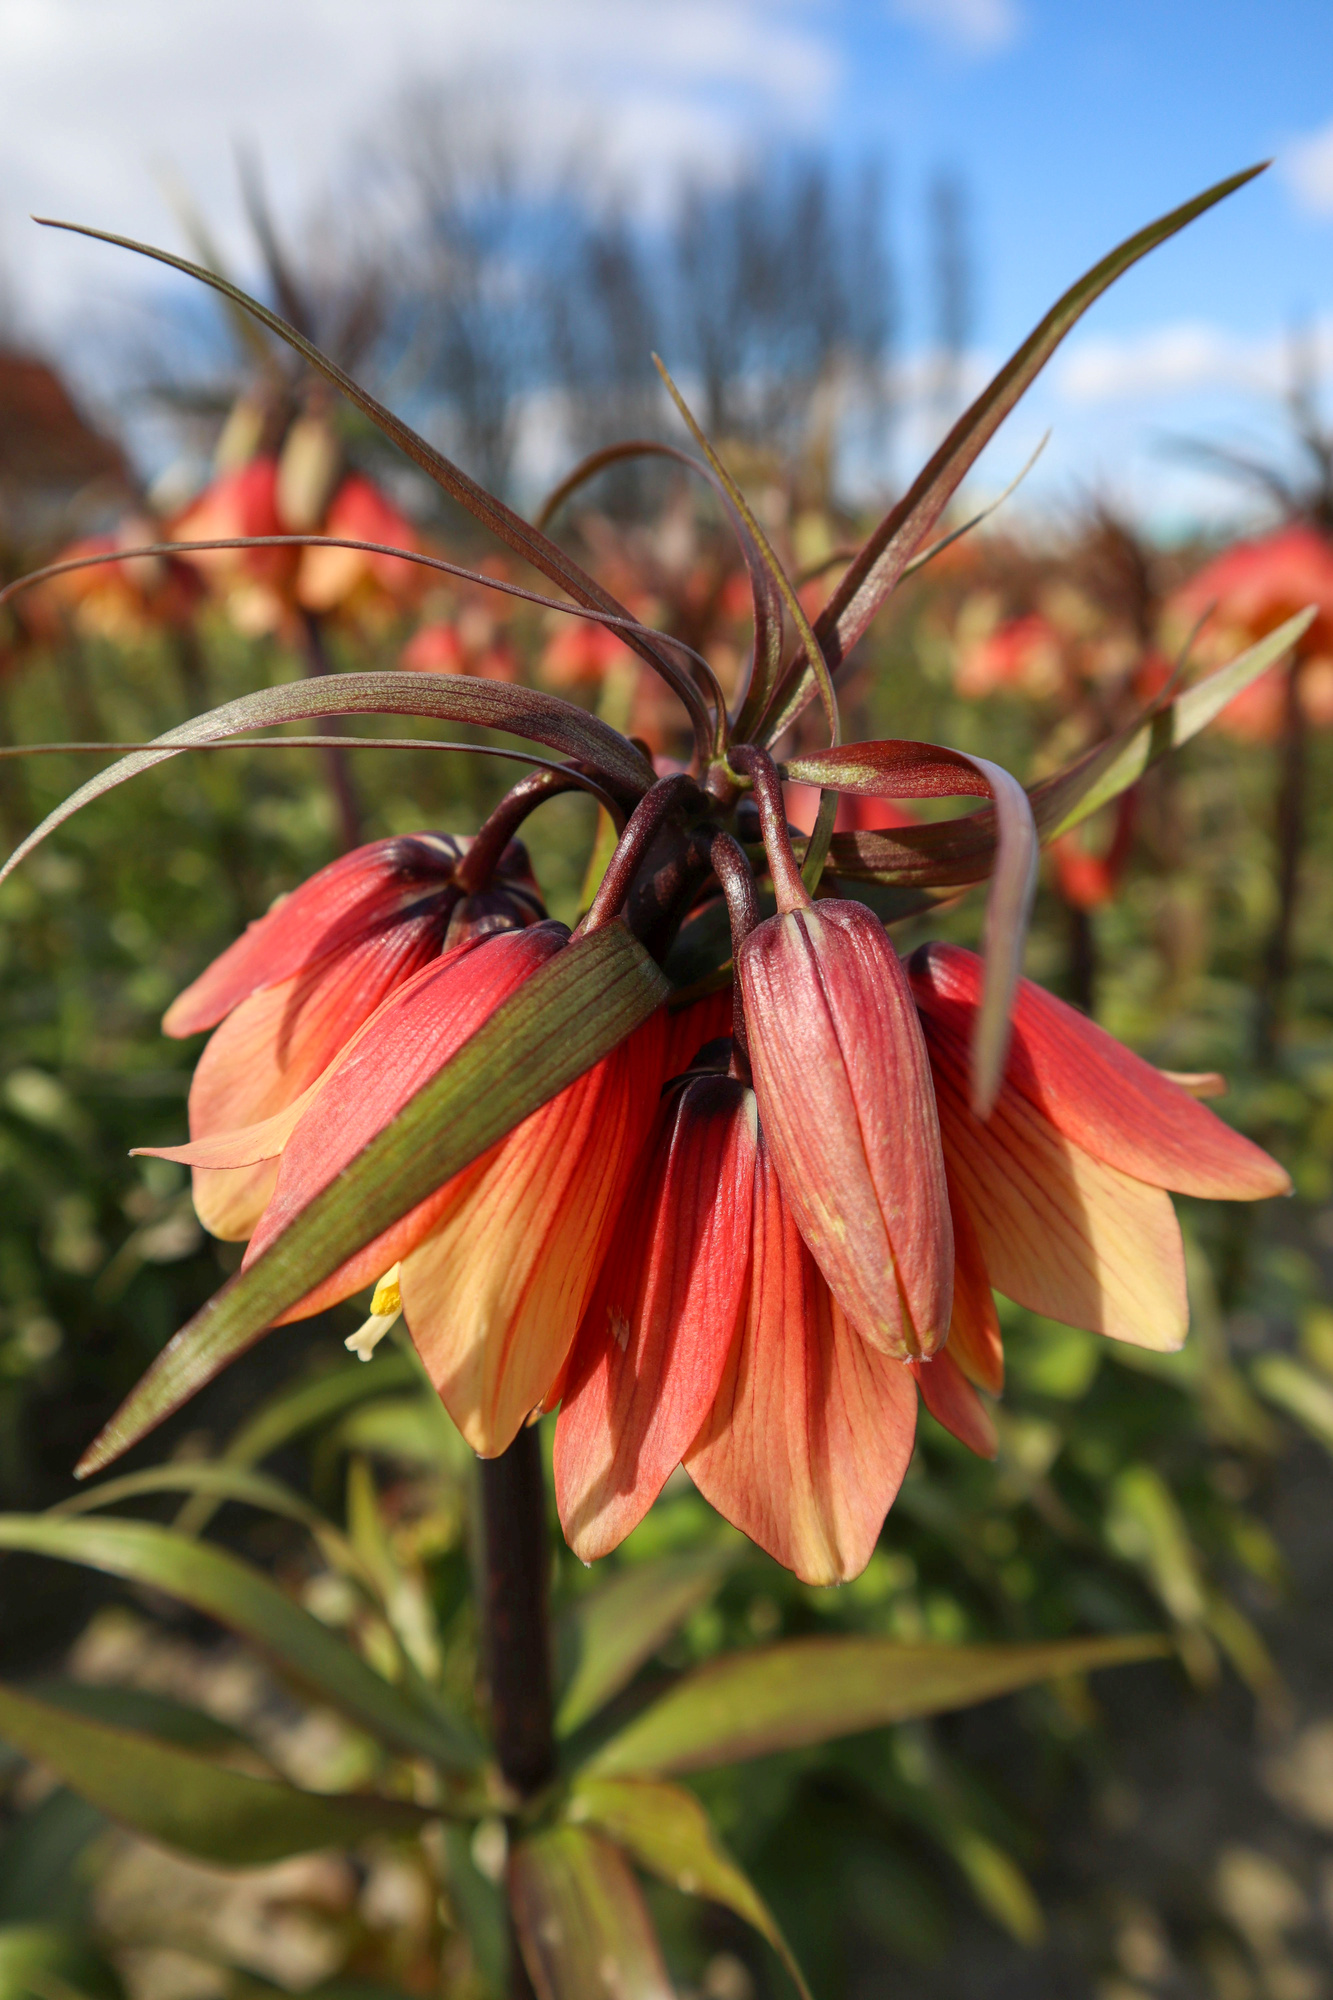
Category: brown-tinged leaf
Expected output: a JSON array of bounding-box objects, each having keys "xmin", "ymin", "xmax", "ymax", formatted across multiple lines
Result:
[
  {"xmin": 586, "ymin": 1632, "xmax": 1168, "ymax": 1776},
  {"xmin": 569, "ymin": 1776, "xmax": 811, "ymax": 1999},
  {"xmin": 555, "ymin": 1549, "xmax": 738, "ymax": 1737},
  {"xmin": 36, "ymin": 219, "xmax": 713, "ymax": 748},
  {"xmin": 77, "ymin": 924, "xmax": 670, "ymax": 1477},
  {"xmin": 0, "ymin": 1514, "xmax": 477, "ymax": 1768},
  {"xmin": 509, "ymin": 1827, "xmax": 674, "ymax": 2000},
  {"xmin": 0, "ymin": 671, "xmax": 652, "ymax": 890},
  {"xmin": 763, "ymin": 165, "xmax": 1267, "ymax": 742},
  {"xmin": 0, "ymin": 1682, "xmax": 429, "ymax": 1866}
]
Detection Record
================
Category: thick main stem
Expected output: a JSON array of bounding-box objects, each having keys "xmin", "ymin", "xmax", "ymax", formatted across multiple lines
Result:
[
  {"xmin": 299, "ymin": 610, "xmax": 362, "ymax": 853},
  {"xmin": 1254, "ymin": 654, "xmax": 1307, "ymax": 1064},
  {"xmin": 478, "ymin": 1426, "xmax": 554, "ymax": 2000}
]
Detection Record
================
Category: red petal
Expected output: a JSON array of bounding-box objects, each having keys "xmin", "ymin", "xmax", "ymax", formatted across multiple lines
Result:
[
  {"xmin": 925, "ymin": 1025, "xmax": 1188, "ymax": 1352},
  {"xmin": 554, "ymin": 1075, "xmax": 758, "ymax": 1560},
  {"xmin": 164, "ymin": 834, "xmax": 464, "ymax": 1037},
  {"xmin": 912, "ymin": 1349, "xmax": 997, "ymax": 1458},
  {"xmin": 910, "ymin": 943, "xmax": 1290, "ymax": 1200},
  {"xmin": 662, "ymin": 990, "xmax": 735, "ymax": 1081},
  {"xmin": 401, "ymin": 1015, "xmax": 667, "ymax": 1455},
  {"xmin": 686, "ymin": 1133, "xmax": 918, "ymax": 1585},
  {"xmin": 242, "ymin": 925, "xmax": 566, "ymax": 1305},
  {"xmin": 738, "ymin": 901, "xmax": 952, "ymax": 1358},
  {"xmin": 946, "ymin": 1173, "xmax": 1004, "ymax": 1394}
]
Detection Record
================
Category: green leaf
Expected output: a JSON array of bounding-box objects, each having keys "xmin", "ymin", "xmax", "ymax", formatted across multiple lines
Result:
[
  {"xmin": 1032, "ymin": 610, "xmax": 1317, "ymax": 841},
  {"xmin": 0, "ymin": 1924, "xmax": 125, "ymax": 2000},
  {"xmin": 817, "ymin": 613, "xmax": 1317, "ymax": 897},
  {"xmin": 0, "ymin": 671, "xmax": 652, "ymax": 891},
  {"xmin": 555, "ymin": 1549, "xmax": 737, "ymax": 1738},
  {"xmin": 586, "ymin": 1632, "xmax": 1167, "ymax": 1776},
  {"xmin": 765, "ymin": 163, "xmax": 1267, "ymax": 742},
  {"xmin": 1250, "ymin": 1353, "xmax": 1333, "ymax": 1455},
  {"xmin": 29, "ymin": 1681, "xmax": 262, "ymax": 1761},
  {"xmin": 569, "ymin": 1776, "xmax": 812, "ymax": 2000},
  {"xmin": 0, "ymin": 1515, "xmax": 478, "ymax": 1770},
  {"xmin": 78, "ymin": 922, "xmax": 670, "ymax": 1477},
  {"xmin": 0, "ymin": 1683, "xmax": 427, "ymax": 1868},
  {"xmin": 37, "ymin": 218, "xmax": 714, "ymax": 752},
  {"xmin": 509, "ymin": 1827, "xmax": 674, "ymax": 2000},
  {"xmin": 174, "ymin": 1352, "xmax": 421, "ymax": 1536}
]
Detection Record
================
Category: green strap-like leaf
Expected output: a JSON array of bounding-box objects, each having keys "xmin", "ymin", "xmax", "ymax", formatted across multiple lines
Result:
[
  {"xmin": 763, "ymin": 164, "xmax": 1266, "ymax": 743},
  {"xmin": 29, "ymin": 1681, "xmax": 262, "ymax": 1760},
  {"xmin": 509, "ymin": 1827, "xmax": 674, "ymax": 2000},
  {"xmin": 0, "ymin": 1515, "xmax": 478, "ymax": 1770},
  {"xmin": 1030, "ymin": 609, "xmax": 1316, "ymax": 841},
  {"xmin": 569, "ymin": 1776, "xmax": 812, "ymax": 2000},
  {"xmin": 0, "ymin": 671, "xmax": 652, "ymax": 891},
  {"xmin": 37, "ymin": 218, "xmax": 715, "ymax": 755},
  {"xmin": 817, "ymin": 613, "xmax": 1316, "ymax": 895},
  {"xmin": 586, "ymin": 1632, "xmax": 1168, "ymax": 1776},
  {"xmin": 174, "ymin": 1353, "xmax": 421, "ymax": 1537},
  {"xmin": 78, "ymin": 923, "xmax": 670, "ymax": 1478},
  {"xmin": 555, "ymin": 1549, "xmax": 738, "ymax": 1738},
  {"xmin": 0, "ymin": 1682, "xmax": 428, "ymax": 1867}
]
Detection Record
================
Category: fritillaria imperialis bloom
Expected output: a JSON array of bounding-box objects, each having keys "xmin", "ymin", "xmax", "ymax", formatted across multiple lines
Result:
[{"xmin": 15, "ymin": 170, "xmax": 1299, "ymax": 1587}]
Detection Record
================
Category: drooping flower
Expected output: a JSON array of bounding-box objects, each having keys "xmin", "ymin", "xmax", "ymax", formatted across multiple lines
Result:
[
  {"xmin": 907, "ymin": 942, "xmax": 1290, "ymax": 1351},
  {"xmin": 1168, "ymin": 524, "xmax": 1333, "ymax": 740},
  {"xmin": 737, "ymin": 897, "xmax": 953, "ymax": 1359},
  {"xmin": 149, "ymin": 833, "xmax": 543, "ymax": 1239}
]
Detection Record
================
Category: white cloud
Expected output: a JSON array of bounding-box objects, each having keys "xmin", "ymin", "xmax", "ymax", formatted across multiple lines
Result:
[
  {"xmin": 1054, "ymin": 318, "xmax": 1333, "ymax": 405},
  {"xmin": 886, "ymin": 0, "xmax": 1022, "ymax": 56},
  {"xmin": 1283, "ymin": 117, "xmax": 1333, "ymax": 218},
  {"xmin": 0, "ymin": 0, "xmax": 841, "ymax": 325}
]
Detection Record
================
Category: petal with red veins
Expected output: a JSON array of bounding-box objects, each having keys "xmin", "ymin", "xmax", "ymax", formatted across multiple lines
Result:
[
  {"xmin": 737, "ymin": 900, "xmax": 952, "ymax": 1359},
  {"xmin": 925, "ymin": 1025, "xmax": 1188, "ymax": 1352},
  {"xmin": 912, "ymin": 1349, "xmax": 997, "ymax": 1458},
  {"xmin": 404, "ymin": 1015, "xmax": 667, "ymax": 1456},
  {"xmin": 241, "ymin": 924, "xmax": 568, "ymax": 1303},
  {"xmin": 945, "ymin": 1173, "xmax": 1004, "ymax": 1394},
  {"xmin": 686, "ymin": 1134, "xmax": 918, "ymax": 1586},
  {"xmin": 554, "ymin": 1074, "xmax": 758, "ymax": 1561},
  {"xmin": 164, "ymin": 833, "xmax": 465, "ymax": 1037},
  {"xmin": 910, "ymin": 942, "xmax": 1290, "ymax": 1201}
]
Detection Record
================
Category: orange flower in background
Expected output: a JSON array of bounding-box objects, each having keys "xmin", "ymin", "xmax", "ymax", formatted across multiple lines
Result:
[
  {"xmin": 295, "ymin": 472, "xmax": 422, "ymax": 618},
  {"xmin": 28, "ymin": 516, "xmax": 202, "ymax": 644},
  {"xmin": 955, "ymin": 610, "xmax": 1064, "ymax": 700},
  {"xmin": 401, "ymin": 619, "xmax": 521, "ymax": 681},
  {"xmin": 1169, "ymin": 524, "xmax": 1333, "ymax": 740},
  {"xmin": 539, "ymin": 618, "xmax": 636, "ymax": 690}
]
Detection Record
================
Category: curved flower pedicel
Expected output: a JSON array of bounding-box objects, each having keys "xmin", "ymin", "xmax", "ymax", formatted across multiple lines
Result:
[{"xmin": 0, "ymin": 167, "xmax": 1298, "ymax": 1594}]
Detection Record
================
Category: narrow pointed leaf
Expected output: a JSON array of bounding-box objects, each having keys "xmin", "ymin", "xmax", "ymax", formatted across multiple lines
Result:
[
  {"xmin": 509, "ymin": 1827, "xmax": 674, "ymax": 2000},
  {"xmin": 586, "ymin": 1632, "xmax": 1168, "ymax": 1775},
  {"xmin": 0, "ymin": 1682, "xmax": 428, "ymax": 1866},
  {"xmin": 31, "ymin": 1681, "xmax": 263, "ymax": 1759},
  {"xmin": 555, "ymin": 1549, "xmax": 738, "ymax": 1737},
  {"xmin": 538, "ymin": 437, "xmax": 773, "ymax": 729},
  {"xmin": 0, "ymin": 1515, "xmax": 478, "ymax": 1768},
  {"xmin": 570, "ymin": 1776, "xmax": 812, "ymax": 2000},
  {"xmin": 0, "ymin": 672, "xmax": 652, "ymax": 890},
  {"xmin": 816, "ymin": 613, "xmax": 1316, "ymax": 895},
  {"xmin": 78, "ymin": 924, "xmax": 670, "ymax": 1476},
  {"xmin": 764, "ymin": 164, "xmax": 1266, "ymax": 740},
  {"xmin": 174, "ymin": 1352, "xmax": 421, "ymax": 1536},
  {"xmin": 38, "ymin": 219, "xmax": 712, "ymax": 743},
  {"xmin": 1030, "ymin": 609, "xmax": 1316, "ymax": 840}
]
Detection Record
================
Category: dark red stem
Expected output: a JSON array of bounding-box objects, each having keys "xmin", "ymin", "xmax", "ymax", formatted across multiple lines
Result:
[
  {"xmin": 457, "ymin": 768, "xmax": 610, "ymax": 896},
  {"xmin": 578, "ymin": 773, "xmax": 703, "ymax": 933},
  {"xmin": 299, "ymin": 610, "xmax": 362, "ymax": 852},
  {"xmin": 709, "ymin": 830, "xmax": 758, "ymax": 1073},
  {"xmin": 729, "ymin": 744, "xmax": 808, "ymax": 913}
]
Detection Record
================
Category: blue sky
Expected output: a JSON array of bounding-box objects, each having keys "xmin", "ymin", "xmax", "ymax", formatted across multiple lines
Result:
[{"xmin": 2, "ymin": 0, "xmax": 1331, "ymax": 528}]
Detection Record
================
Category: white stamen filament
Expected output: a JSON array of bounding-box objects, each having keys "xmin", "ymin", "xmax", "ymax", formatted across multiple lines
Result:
[{"xmin": 346, "ymin": 1265, "xmax": 402, "ymax": 1362}]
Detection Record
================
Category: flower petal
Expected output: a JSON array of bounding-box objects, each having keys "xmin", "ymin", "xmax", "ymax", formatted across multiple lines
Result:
[
  {"xmin": 402, "ymin": 1015, "xmax": 667, "ymax": 1455},
  {"xmin": 912, "ymin": 1350, "xmax": 997, "ymax": 1458},
  {"xmin": 554, "ymin": 1075, "xmax": 758, "ymax": 1561},
  {"xmin": 164, "ymin": 833, "xmax": 465, "ymax": 1037},
  {"xmin": 945, "ymin": 1172, "xmax": 1004, "ymax": 1394},
  {"xmin": 910, "ymin": 943, "xmax": 1290, "ymax": 1200},
  {"xmin": 242, "ymin": 925, "xmax": 567, "ymax": 1307},
  {"xmin": 686, "ymin": 1134, "xmax": 918, "ymax": 1586},
  {"xmin": 738, "ymin": 901, "xmax": 952, "ymax": 1359},
  {"xmin": 925, "ymin": 1024, "xmax": 1188, "ymax": 1352}
]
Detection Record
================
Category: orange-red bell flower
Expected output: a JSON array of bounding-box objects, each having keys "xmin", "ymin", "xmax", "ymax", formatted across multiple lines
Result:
[
  {"xmin": 150, "ymin": 834, "xmax": 542, "ymax": 1239},
  {"xmin": 1170, "ymin": 524, "xmax": 1333, "ymax": 740},
  {"xmin": 737, "ymin": 899, "xmax": 953, "ymax": 1360}
]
